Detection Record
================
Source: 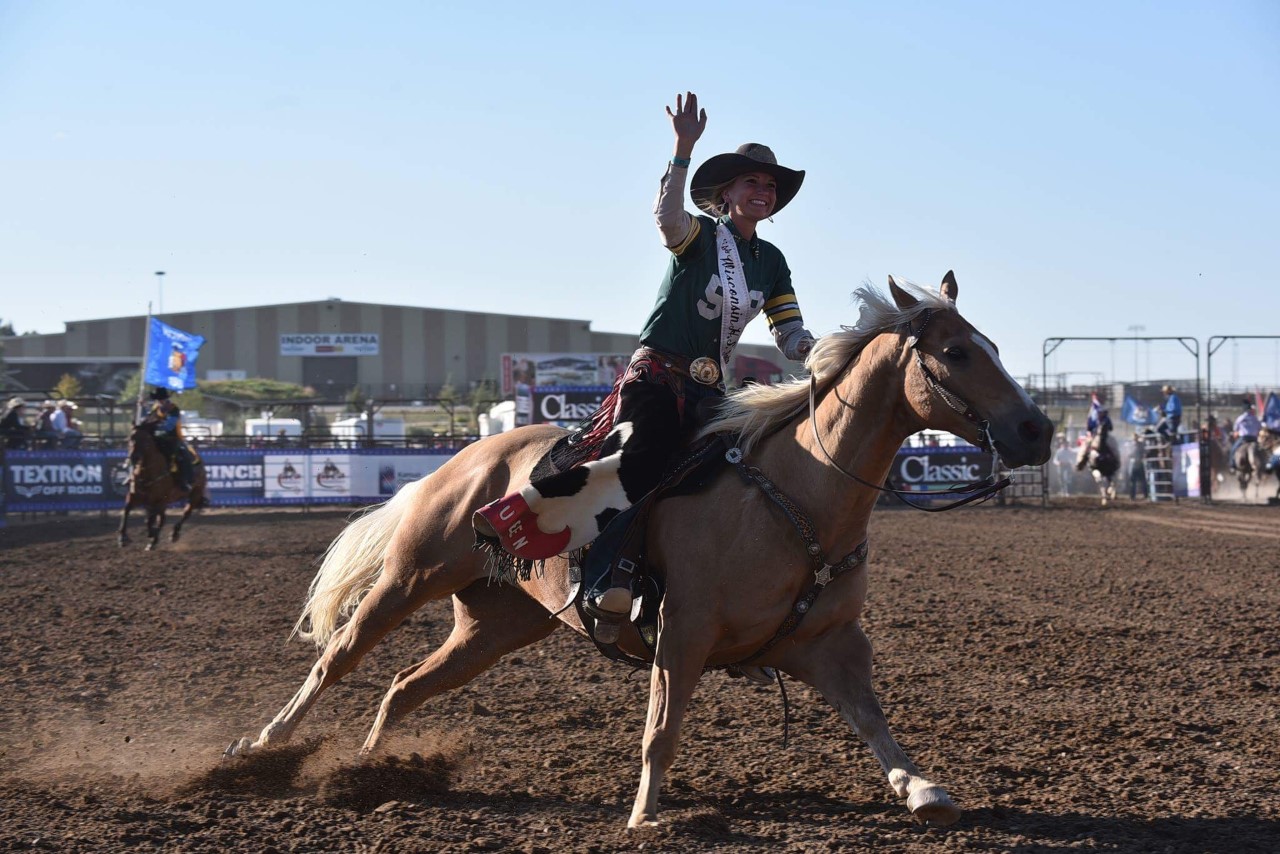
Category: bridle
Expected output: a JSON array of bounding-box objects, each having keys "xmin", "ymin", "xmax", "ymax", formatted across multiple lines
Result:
[{"xmin": 807, "ymin": 308, "xmax": 1011, "ymax": 512}]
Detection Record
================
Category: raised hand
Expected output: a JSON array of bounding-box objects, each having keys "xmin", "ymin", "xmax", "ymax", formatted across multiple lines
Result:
[{"xmin": 666, "ymin": 91, "xmax": 706, "ymax": 157}]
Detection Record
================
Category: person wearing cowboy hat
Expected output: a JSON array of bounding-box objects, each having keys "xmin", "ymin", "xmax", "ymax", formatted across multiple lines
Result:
[
  {"xmin": 33, "ymin": 399, "xmax": 60, "ymax": 448},
  {"xmin": 1, "ymin": 396, "xmax": 32, "ymax": 449},
  {"xmin": 1156, "ymin": 384, "xmax": 1182, "ymax": 443},
  {"xmin": 50, "ymin": 399, "xmax": 83, "ymax": 449},
  {"xmin": 144, "ymin": 387, "xmax": 196, "ymax": 492},
  {"xmin": 1230, "ymin": 398, "xmax": 1262, "ymax": 470},
  {"xmin": 474, "ymin": 91, "xmax": 817, "ymax": 633}
]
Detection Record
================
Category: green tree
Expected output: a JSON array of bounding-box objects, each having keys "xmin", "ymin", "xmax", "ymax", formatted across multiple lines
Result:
[
  {"xmin": 467, "ymin": 379, "xmax": 499, "ymax": 432},
  {"xmin": 345, "ymin": 385, "xmax": 366, "ymax": 413},
  {"xmin": 52, "ymin": 373, "xmax": 84, "ymax": 400}
]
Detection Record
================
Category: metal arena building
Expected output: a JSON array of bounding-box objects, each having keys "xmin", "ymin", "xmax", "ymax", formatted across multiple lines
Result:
[{"xmin": 2, "ymin": 299, "xmax": 793, "ymax": 397}]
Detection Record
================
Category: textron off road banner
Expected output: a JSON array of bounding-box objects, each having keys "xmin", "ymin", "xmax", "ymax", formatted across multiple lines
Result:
[
  {"xmin": 1, "ymin": 448, "xmax": 456, "ymax": 512},
  {"xmin": 3, "ymin": 450, "xmax": 128, "ymax": 511}
]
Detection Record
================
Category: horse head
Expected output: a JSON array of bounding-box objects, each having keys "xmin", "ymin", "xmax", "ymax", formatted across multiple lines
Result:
[{"xmin": 888, "ymin": 272, "xmax": 1053, "ymax": 469}]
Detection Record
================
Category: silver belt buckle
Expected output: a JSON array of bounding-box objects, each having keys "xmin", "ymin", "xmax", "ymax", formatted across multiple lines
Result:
[{"xmin": 688, "ymin": 357, "xmax": 720, "ymax": 386}]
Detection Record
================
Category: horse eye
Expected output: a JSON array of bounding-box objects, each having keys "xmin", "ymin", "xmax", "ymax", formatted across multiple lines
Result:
[{"xmin": 943, "ymin": 347, "xmax": 967, "ymax": 362}]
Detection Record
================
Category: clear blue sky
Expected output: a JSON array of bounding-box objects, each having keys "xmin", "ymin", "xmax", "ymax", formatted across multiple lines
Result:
[{"xmin": 2, "ymin": 1, "xmax": 1277, "ymax": 387}]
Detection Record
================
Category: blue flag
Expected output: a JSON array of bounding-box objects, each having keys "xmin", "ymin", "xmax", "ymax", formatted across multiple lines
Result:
[
  {"xmin": 1266, "ymin": 391, "xmax": 1280, "ymax": 431},
  {"xmin": 144, "ymin": 317, "xmax": 205, "ymax": 390},
  {"xmin": 1086, "ymin": 392, "xmax": 1103, "ymax": 433},
  {"xmin": 1121, "ymin": 395, "xmax": 1157, "ymax": 425}
]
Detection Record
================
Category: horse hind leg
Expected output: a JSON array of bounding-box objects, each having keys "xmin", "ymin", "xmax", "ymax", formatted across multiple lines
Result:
[
  {"xmin": 784, "ymin": 621, "xmax": 961, "ymax": 827},
  {"xmin": 1090, "ymin": 470, "xmax": 1108, "ymax": 506},
  {"xmin": 118, "ymin": 496, "xmax": 137, "ymax": 546},
  {"xmin": 171, "ymin": 503, "xmax": 195, "ymax": 542},
  {"xmin": 360, "ymin": 579, "xmax": 559, "ymax": 754},
  {"xmin": 228, "ymin": 562, "xmax": 464, "ymax": 756},
  {"xmin": 226, "ymin": 521, "xmax": 489, "ymax": 757}
]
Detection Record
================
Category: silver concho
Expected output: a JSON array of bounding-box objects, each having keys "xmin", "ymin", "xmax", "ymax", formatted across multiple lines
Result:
[{"xmin": 689, "ymin": 356, "xmax": 720, "ymax": 386}]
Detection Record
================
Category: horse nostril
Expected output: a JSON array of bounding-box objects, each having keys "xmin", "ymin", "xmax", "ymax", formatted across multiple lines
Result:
[{"xmin": 1018, "ymin": 419, "xmax": 1043, "ymax": 444}]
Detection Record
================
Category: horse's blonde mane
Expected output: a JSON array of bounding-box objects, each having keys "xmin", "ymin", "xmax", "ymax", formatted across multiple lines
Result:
[{"xmin": 700, "ymin": 281, "xmax": 951, "ymax": 455}]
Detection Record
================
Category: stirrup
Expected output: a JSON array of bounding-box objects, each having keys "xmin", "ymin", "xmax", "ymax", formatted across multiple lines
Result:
[
  {"xmin": 584, "ymin": 587, "xmax": 632, "ymax": 644},
  {"xmin": 729, "ymin": 665, "xmax": 777, "ymax": 686}
]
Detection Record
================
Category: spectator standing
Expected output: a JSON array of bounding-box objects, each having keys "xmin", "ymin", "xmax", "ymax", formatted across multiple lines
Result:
[
  {"xmin": 1052, "ymin": 435, "xmax": 1075, "ymax": 496},
  {"xmin": 1127, "ymin": 431, "xmax": 1147, "ymax": 500},
  {"xmin": 1157, "ymin": 385, "xmax": 1182, "ymax": 443}
]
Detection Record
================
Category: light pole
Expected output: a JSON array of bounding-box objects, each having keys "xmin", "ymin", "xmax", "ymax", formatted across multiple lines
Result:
[
  {"xmin": 1127, "ymin": 325, "xmax": 1145, "ymax": 381},
  {"xmin": 155, "ymin": 271, "xmax": 166, "ymax": 314}
]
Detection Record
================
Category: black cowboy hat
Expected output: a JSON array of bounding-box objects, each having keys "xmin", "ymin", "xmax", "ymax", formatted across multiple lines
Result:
[
  {"xmin": 1242, "ymin": 398, "xmax": 1254, "ymax": 408},
  {"xmin": 690, "ymin": 143, "xmax": 805, "ymax": 217},
  {"xmin": 150, "ymin": 387, "xmax": 171, "ymax": 400}
]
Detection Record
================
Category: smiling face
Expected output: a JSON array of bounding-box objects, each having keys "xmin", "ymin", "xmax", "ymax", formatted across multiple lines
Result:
[{"xmin": 721, "ymin": 171, "xmax": 778, "ymax": 222}]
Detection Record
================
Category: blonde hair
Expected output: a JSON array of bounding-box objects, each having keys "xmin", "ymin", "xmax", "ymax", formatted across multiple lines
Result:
[{"xmin": 694, "ymin": 178, "xmax": 737, "ymax": 216}]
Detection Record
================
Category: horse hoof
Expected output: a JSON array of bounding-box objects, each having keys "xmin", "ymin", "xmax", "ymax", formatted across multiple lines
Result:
[
  {"xmin": 224, "ymin": 737, "xmax": 256, "ymax": 758},
  {"xmin": 908, "ymin": 786, "xmax": 961, "ymax": 826},
  {"xmin": 145, "ymin": 543, "xmax": 157, "ymax": 552}
]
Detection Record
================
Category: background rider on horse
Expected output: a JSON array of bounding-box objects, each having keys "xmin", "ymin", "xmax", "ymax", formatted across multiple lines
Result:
[
  {"xmin": 144, "ymin": 387, "xmax": 197, "ymax": 492},
  {"xmin": 1230, "ymin": 398, "xmax": 1261, "ymax": 471}
]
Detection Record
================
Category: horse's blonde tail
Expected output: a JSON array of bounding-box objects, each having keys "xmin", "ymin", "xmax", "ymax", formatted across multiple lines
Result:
[{"xmin": 292, "ymin": 478, "xmax": 425, "ymax": 648}]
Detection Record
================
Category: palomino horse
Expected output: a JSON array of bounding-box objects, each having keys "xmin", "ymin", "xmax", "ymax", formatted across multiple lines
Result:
[
  {"xmin": 118, "ymin": 422, "xmax": 208, "ymax": 550},
  {"xmin": 1075, "ymin": 429, "xmax": 1120, "ymax": 506},
  {"xmin": 226, "ymin": 274, "xmax": 1053, "ymax": 829}
]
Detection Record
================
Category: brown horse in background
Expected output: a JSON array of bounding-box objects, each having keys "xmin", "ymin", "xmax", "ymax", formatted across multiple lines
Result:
[
  {"xmin": 225, "ymin": 274, "xmax": 1053, "ymax": 829},
  {"xmin": 118, "ymin": 421, "xmax": 208, "ymax": 550}
]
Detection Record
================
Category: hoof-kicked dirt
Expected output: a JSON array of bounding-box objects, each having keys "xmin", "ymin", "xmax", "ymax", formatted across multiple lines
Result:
[{"xmin": 1, "ymin": 502, "xmax": 1277, "ymax": 852}]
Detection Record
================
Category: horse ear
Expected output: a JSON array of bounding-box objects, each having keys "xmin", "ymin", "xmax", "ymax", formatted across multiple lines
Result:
[
  {"xmin": 940, "ymin": 270, "xmax": 959, "ymax": 302},
  {"xmin": 888, "ymin": 276, "xmax": 918, "ymax": 310}
]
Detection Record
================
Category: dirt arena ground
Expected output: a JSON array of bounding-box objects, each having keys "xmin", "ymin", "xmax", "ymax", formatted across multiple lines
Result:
[{"xmin": 1, "ymin": 499, "xmax": 1277, "ymax": 852}]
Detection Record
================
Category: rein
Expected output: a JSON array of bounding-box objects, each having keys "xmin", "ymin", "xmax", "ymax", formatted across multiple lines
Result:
[{"xmin": 807, "ymin": 309, "xmax": 1010, "ymax": 513}]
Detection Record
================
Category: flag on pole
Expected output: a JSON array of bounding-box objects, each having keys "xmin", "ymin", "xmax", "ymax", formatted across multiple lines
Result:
[
  {"xmin": 1121, "ymin": 395, "xmax": 1157, "ymax": 425},
  {"xmin": 1265, "ymin": 391, "xmax": 1280, "ymax": 431},
  {"xmin": 143, "ymin": 318, "xmax": 204, "ymax": 391},
  {"xmin": 1086, "ymin": 392, "xmax": 1104, "ymax": 433}
]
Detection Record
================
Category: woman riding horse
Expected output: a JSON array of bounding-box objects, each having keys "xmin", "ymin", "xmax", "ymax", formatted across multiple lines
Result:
[
  {"xmin": 226, "ymin": 274, "xmax": 1052, "ymax": 830},
  {"xmin": 1076, "ymin": 405, "xmax": 1120, "ymax": 505},
  {"xmin": 119, "ymin": 416, "xmax": 209, "ymax": 549},
  {"xmin": 474, "ymin": 92, "xmax": 816, "ymax": 628}
]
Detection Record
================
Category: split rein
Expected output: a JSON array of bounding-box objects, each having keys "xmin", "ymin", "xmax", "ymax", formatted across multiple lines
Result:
[{"xmin": 807, "ymin": 310, "xmax": 1011, "ymax": 513}]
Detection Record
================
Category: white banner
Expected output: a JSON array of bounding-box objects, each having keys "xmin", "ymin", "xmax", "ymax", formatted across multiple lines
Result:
[{"xmin": 280, "ymin": 333, "xmax": 379, "ymax": 356}]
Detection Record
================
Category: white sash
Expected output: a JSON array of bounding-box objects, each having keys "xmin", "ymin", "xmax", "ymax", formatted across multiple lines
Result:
[{"xmin": 715, "ymin": 223, "xmax": 750, "ymax": 380}]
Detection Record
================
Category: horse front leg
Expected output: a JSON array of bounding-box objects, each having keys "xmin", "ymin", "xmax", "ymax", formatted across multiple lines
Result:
[
  {"xmin": 146, "ymin": 508, "xmax": 166, "ymax": 551},
  {"xmin": 628, "ymin": 617, "xmax": 715, "ymax": 828},
  {"xmin": 118, "ymin": 496, "xmax": 136, "ymax": 546},
  {"xmin": 785, "ymin": 621, "xmax": 961, "ymax": 827}
]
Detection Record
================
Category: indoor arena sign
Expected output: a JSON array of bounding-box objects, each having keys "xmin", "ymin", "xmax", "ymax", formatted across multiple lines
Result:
[{"xmin": 279, "ymin": 333, "xmax": 379, "ymax": 357}]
